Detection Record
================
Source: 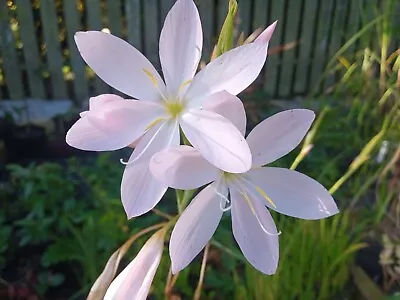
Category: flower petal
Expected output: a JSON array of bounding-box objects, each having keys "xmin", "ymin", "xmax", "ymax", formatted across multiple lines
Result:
[
  {"xmin": 246, "ymin": 109, "xmax": 315, "ymax": 166},
  {"xmin": 75, "ymin": 31, "xmax": 165, "ymax": 101},
  {"xmin": 121, "ymin": 121, "xmax": 180, "ymax": 218},
  {"xmin": 104, "ymin": 230, "xmax": 164, "ymax": 300},
  {"xmin": 202, "ymin": 91, "xmax": 247, "ymax": 135},
  {"xmin": 159, "ymin": 0, "xmax": 202, "ymax": 96},
  {"xmin": 180, "ymin": 109, "xmax": 252, "ymax": 173},
  {"xmin": 66, "ymin": 98, "xmax": 164, "ymax": 151},
  {"xmin": 230, "ymin": 187, "xmax": 279, "ymax": 275},
  {"xmin": 170, "ymin": 182, "xmax": 225, "ymax": 274},
  {"xmin": 150, "ymin": 145, "xmax": 220, "ymax": 190},
  {"xmin": 246, "ymin": 167, "xmax": 339, "ymax": 220},
  {"xmin": 255, "ymin": 21, "xmax": 278, "ymax": 44},
  {"xmin": 89, "ymin": 94, "xmax": 122, "ymax": 111},
  {"xmin": 185, "ymin": 42, "xmax": 267, "ymax": 104}
]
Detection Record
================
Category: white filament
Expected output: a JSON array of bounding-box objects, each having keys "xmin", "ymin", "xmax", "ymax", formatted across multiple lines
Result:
[{"xmin": 120, "ymin": 122, "xmax": 166, "ymax": 165}]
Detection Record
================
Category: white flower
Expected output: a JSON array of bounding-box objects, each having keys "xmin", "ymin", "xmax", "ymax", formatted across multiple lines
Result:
[
  {"xmin": 150, "ymin": 104, "xmax": 339, "ymax": 275},
  {"xmin": 104, "ymin": 230, "xmax": 165, "ymax": 300},
  {"xmin": 66, "ymin": 0, "xmax": 276, "ymax": 218}
]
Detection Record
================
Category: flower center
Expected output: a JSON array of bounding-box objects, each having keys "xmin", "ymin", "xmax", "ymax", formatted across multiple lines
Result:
[{"xmin": 165, "ymin": 101, "xmax": 185, "ymax": 119}]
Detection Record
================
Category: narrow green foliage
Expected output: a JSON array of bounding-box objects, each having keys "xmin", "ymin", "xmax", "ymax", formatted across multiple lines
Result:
[
  {"xmin": 234, "ymin": 213, "xmax": 366, "ymax": 300},
  {"xmin": 215, "ymin": 0, "xmax": 238, "ymax": 57}
]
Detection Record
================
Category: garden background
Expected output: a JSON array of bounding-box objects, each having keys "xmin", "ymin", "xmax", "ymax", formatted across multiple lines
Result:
[{"xmin": 0, "ymin": 0, "xmax": 399, "ymax": 299}]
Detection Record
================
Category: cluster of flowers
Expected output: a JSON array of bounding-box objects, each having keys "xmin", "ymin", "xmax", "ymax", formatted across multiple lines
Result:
[{"xmin": 66, "ymin": 0, "xmax": 339, "ymax": 298}]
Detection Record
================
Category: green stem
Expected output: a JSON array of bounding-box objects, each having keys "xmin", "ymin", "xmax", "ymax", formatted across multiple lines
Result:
[{"xmin": 177, "ymin": 189, "xmax": 196, "ymax": 214}]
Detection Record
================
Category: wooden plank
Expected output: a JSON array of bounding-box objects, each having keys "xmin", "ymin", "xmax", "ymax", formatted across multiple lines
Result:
[
  {"xmin": 278, "ymin": 0, "xmax": 302, "ymax": 97},
  {"xmin": 39, "ymin": 0, "xmax": 67, "ymax": 99},
  {"xmin": 15, "ymin": 0, "xmax": 46, "ymax": 98},
  {"xmin": 216, "ymin": 0, "xmax": 226, "ymax": 35},
  {"xmin": 252, "ymin": 0, "xmax": 269, "ymax": 88},
  {"xmin": 63, "ymin": 0, "xmax": 89, "ymax": 104},
  {"xmin": 106, "ymin": 0, "xmax": 124, "ymax": 97},
  {"xmin": 125, "ymin": 0, "xmax": 142, "ymax": 50},
  {"xmin": 160, "ymin": 0, "xmax": 174, "ymax": 21},
  {"xmin": 359, "ymin": 0, "xmax": 375, "ymax": 49},
  {"xmin": 344, "ymin": 0, "xmax": 362, "ymax": 55},
  {"xmin": 143, "ymin": 0, "xmax": 159, "ymax": 68},
  {"xmin": 263, "ymin": 0, "xmax": 285, "ymax": 96},
  {"xmin": 293, "ymin": 0, "xmax": 318, "ymax": 94},
  {"xmin": 252, "ymin": 0, "xmax": 268, "ymax": 32},
  {"xmin": 238, "ymin": 0, "xmax": 252, "ymax": 37},
  {"xmin": 309, "ymin": 0, "xmax": 335, "ymax": 94},
  {"xmin": 85, "ymin": 0, "xmax": 110, "ymax": 95},
  {"xmin": 323, "ymin": 0, "xmax": 348, "ymax": 91},
  {"xmin": 0, "ymin": 0, "xmax": 24, "ymax": 99},
  {"xmin": 106, "ymin": 0, "xmax": 122, "ymax": 37},
  {"xmin": 198, "ymin": 0, "xmax": 214, "ymax": 61}
]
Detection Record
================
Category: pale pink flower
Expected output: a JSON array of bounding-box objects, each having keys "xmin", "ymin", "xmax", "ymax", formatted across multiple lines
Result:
[
  {"xmin": 66, "ymin": 0, "xmax": 276, "ymax": 218},
  {"xmin": 104, "ymin": 230, "xmax": 165, "ymax": 300},
  {"xmin": 150, "ymin": 105, "xmax": 339, "ymax": 275}
]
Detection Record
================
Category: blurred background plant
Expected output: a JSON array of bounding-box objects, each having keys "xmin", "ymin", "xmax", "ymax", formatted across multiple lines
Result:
[{"xmin": 0, "ymin": 0, "xmax": 399, "ymax": 299}]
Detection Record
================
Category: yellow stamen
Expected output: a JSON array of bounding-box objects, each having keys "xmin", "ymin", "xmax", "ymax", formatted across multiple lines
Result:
[
  {"xmin": 237, "ymin": 187, "xmax": 281, "ymax": 236},
  {"xmin": 239, "ymin": 189, "xmax": 257, "ymax": 215},
  {"xmin": 255, "ymin": 186, "xmax": 277, "ymax": 209},
  {"xmin": 143, "ymin": 68, "xmax": 158, "ymax": 87},
  {"xmin": 178, "ymin": 79, "xmax": 193, "ymax": 94},
  {"xmin": 165, "ymin": 101, "xmax": 184, "ymax": 119},
  {"xmin": 240, "ymin": 175, "xmax": 277, "ymax": 209},
  {"xmin": 146, "ymin": 117, "xmax": 165, "ymax": 131}
]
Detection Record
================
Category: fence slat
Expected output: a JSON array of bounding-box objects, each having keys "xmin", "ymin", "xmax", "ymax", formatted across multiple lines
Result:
[
  {"xmin": 345, "ymin": 0, "xmax": 362, "ymax": 56},
  {"xmin": 15, "ymin": 0, "xmax": 45, "ymax": 98},
  {"xmin": 63, "ymin": 0, "xmax": 89, "ymax": 104},
  {"xmin": 39, "ymin": 0, "xmax": 67, "ymax": 99},
  {"xmin": 252, "ymin": 0, "xmax": 268, "ymax": 33},
  {"xmin": 105, "ymin": 0, "xmax": 124, "ymax": 97},
  {"xmin": 238, "ymin": 0, "xmax": 251, "ymax": 37},
  {"xmin": 106, "ymin": 0, "xmax": 122, "ymax": 37},
  {"xmin": 143, "ymin": 0, "xmax": 159, "ymax": 68},
  {"xmin": 217, "ymin": 0, "xmax": 227, "ymax": 34},
  {"xmin": 293, "ymin": 0, "xmax": 318, "ymax": 94},
  {"xmin": 278, "ymin": 0, "xmax": 302, "ymax": 97},
  {"xmin": 198, "ymin": 0, "xmax": 214, "ymax": 60},
  {"xmin": 0, "ymin": 0, "xmax": 23, "ymax": 99},
  {"xmin": 309, "ymin": 0, "xmax": 335, "ymax": 94},
  {"xmin": 86, "ymin": 0, "xmax": 110, "ymax": 95},
  {"xmin": 323, "ymin": 0, "xmax": 348, "ymax": 91},
  {"xmin": 160, "ymin": 0, "xmax": 174, "ymax": 21},
  {"xmin": 125, "ymin": 0, "xmax": 142, "ymax": 50},
  {"xmin": 264, "ymin": 0, "xmax": 285, "ymax": 96}
]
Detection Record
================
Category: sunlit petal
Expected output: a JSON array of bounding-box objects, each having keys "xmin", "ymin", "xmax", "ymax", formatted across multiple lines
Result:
[
  {"xmin": 170, "ymin": 182, "xmax": 226, "ymax": 273},
  {"xmin": 66, "ymin": 97, "xmax": 165, "ymax": 151},
  {"xmin": 121, "ymin": 121, "xmax": 180, "ymax": 218},
  {"xmin": 180, "ymin": 109, "xmax": 251, "ymax": 173},
  {"xmin": 202, "ymin": 91, "xmax": 247, "ymax": 135},
  {"xmin": 230, "ymin": 187, "xmax": 279, "ymax": 275},
  {"xmin": 75, "ymin": 31, "xmax": 165, "ymax": 101},
  {"xmin": 246, "ymin": 167, "xmax": 339, "ymax": 220},
  {"xmin": 186, "ymin": 42, "xmax": 267, "ymax": 105},
  {"xmin": 246, "ymin": 109, "xmax": 315, "ymax": 166},
  {"xmin": 150, "ymin": 145, "xmax": 220, "ymax": 190},
  {"xmin": 104, "ymin": 230, "xmax": 164, "ymax": 300},
  {"xmin": 160, "ymin": 0, "xmax": 202, "ymax": 96}
]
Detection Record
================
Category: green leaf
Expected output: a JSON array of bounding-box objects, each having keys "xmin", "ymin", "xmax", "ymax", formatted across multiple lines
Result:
[{"xmin": 215, "ymin": 0, "xmax": 238, "ymax": 58}]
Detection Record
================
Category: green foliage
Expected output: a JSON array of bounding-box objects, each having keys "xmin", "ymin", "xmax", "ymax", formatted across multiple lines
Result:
[
  {"xmin": 2, "ymin": 154, "xmax": 136, "ymax": 294},
  {"xmin": 233, "ymin": 213, "xmax": 366, "ymax": 300},
  {"xmin": 0, "ymin": 213, "xmax": 11, "ymax": 267},
  {"xmin": 215, "ymin": 0, "xmax": 238, "ymax": 57}
]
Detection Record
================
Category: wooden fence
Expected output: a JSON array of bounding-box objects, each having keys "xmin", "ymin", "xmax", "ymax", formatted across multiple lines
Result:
[{"xmin": 0, "ymin": 0, "xmax": 394, "ymax": 105}]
